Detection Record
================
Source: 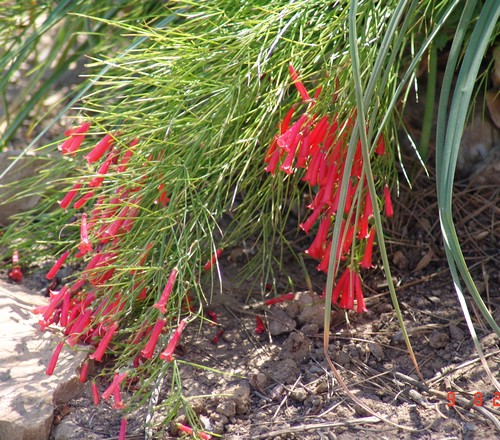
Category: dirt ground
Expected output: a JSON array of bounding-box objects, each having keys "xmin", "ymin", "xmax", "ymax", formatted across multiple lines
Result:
[{"xmin": 3, "ymin": 164, "xmax": 498, "ymax": 440}]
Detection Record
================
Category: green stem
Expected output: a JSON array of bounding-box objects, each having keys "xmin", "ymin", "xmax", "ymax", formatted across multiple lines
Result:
[{"xmin": 419, "ymin": 44, "xmax": 437, "ymax": 161}]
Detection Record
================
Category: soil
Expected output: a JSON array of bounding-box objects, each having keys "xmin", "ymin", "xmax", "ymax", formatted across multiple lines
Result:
[{"xmin": 3, "ymin": 166, "xmax": 499, "ymax": 440}]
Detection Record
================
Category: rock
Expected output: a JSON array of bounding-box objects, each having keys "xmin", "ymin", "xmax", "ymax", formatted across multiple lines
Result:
[
  {"xmin": 225, "ymin": 380, "xmax": 251, "ymax": 415},
  {"xmin": 268, "ymin": 309, "xmax": 296, "ymax": 336},
  {"xmin": 368, "ymin": 342, "xmax": 384, "ymax": 361},
  {"xmin": 249, "ymin": 372, "xmax": 269, "ymax": 392},
  {"xmin": 268, "ymin": 359, "xmax": 300, "ymax": 385},
  {"xmin": 290, "ymin": 388, "xmax": 308, "ymax": 402},
  {"xmin": 51, "ymin": 422, "xmax": 100, "ymax": 440},
  {"xmin": 449, "ymin": 324, "xmax": 464, "ymax": 341},
  {"xmin": 300, "ymin": 323, "xmax": 319, "ymax": 336},
  {"xmin": 216, "ymin": 399, "xmax": 236, "ymax": 418},
  {"xmin": 0, "ymin": 152, "xmax": 55, "ymax": 225},
  {"xmin": 296, "ymin": 292, "xmax": 326, "ymax": 329},
  {"xmin": 0, "ymin": 282, "xmax": 86, "ymax": 440},
  {"xmin": 428, "ymin": 330, "xmax": 449, "ymax": 349},
  {"xmin": 279, "ymin": 332, "xmax": 312, "ymax": 364}
]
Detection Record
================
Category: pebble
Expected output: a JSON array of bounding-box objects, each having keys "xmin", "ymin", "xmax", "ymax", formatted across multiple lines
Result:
[
  {"xmin": 333, "ymin": 351, "xmax": 350, "ymax": 366},
  {"xmin": 268, "ymin": 309, "xmax": 296, "ymax": 335},
  {"xmin": 428, "ymin": 330, "xmax": 449, "ymax": 349},
  {"xmin": 216, "ymin": 399, "xmax": 237, "ymax": 417},
  {"xmin": 268, "ymin": 359, "xmax": 300, "ymax": 384},
  {"xmin": 249, "ymin": 372, "xmax": 269, "ymax": 392},
  {"xmin": 301, "ymin": 323, "xmax": 320, "ymax": 336},
  {"xmin": 449, "ymin": 324, "xmax": 464, "ymax": 341},
  {"xmin": 290, "ymin": 388, "xmax": 308, "ymax": 402},
  {"xmin": 224, "ymin": 380, "xmax": 251, "ymax": 415},
  {"xmin": 279, "ymin": 332, "xmax": 312, "ymax": 364},
  {"xmin": 368, "ymin": 342, "xmax": 384, "ymax": 361}
]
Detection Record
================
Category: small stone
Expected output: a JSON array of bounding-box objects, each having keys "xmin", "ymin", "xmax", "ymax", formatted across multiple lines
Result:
[
  {"xmin": 297, "ymin": 303, "xmax": 326, "ymax": 329},
  {"xmin": 268, "ymin": 359, "xmax": 300, "ymax": 384},
  {"xmin": 354, "ymin": 403, "xmax": 371, "ymax": 417},
  {"xmin": 314, "ymin": 379, "xmax": 329, "ymax": 394},
  {"xmin": 283, "ymin": 301, "xmax": 300, "ymax": 319},
  {"xmin": 392, "ymin": 250, "xmax": 409, "ymax": 270},
  {"xmin": 52, "ymin": 422, "xmax": 100, "ymax": 440},
  {"xmin": 225, "ymin": 380, "xmax": 251, "ymax": 415},
  {"xmin": 268, "ymin": 309, "xmax": 296, "ymax": 336},
  {"xmin": 279, "ymin": 332, "xmax": 312, "ymax": 364},
  {"xmin": 428, "ymin": 331, "xmax": 449, "ymax": 349},
  {"xmin": 449, "ymin": 324, "xmax": 464, "ymax": 341},
  {"xmin": 333, "ymin": 351, "xmax": 350, "ymax": 366},
  {"xmin": 209, "ymin": 413, "xmax": 229, "ymax": 435},
  {"xmin": 368, "ymin": 342, "xmax": 384, "ymax": 361},
  {"xmin": 216, "ymin": 399, "xmax": 236, "ymax": 418},
  {"xmin": 301, "ymin": 323, "xmax": 320, "ymax": 336},
  {"xmin": 249, "ymin": 372, "xmax": 269, "ymax": 392},
  {"xmin": 290, "ymin": 388, "xmax": 308, "ymax": 402}
]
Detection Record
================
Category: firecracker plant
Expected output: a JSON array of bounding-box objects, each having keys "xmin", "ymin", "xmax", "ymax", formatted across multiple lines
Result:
[{"xmin": 1, "ymin": 0, "xmax": 499, "ymax": 437}]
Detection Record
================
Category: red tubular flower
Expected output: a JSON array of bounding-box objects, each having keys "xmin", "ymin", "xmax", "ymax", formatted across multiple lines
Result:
[
  {"xmin": 117, "ymin": 139, "xmax": 138, "ymax": 172},
  {"xmin": 305, "ymin": 214, "xmax": 331, "ymax": 260},
  {"xmin": 360, "ymin": 228, "xmax": 376, "ymax": 269},
  {"xmin": 288, "ymin": 64, "xmax": 312, "ymax": 102},
  {"xmin": 264, "ymin": 147, "xmax": 284, "ymax": 174},
  {"xmin": 9, "ymin": 267, "xmax": 23, "ymax": 282},
  {"xmin": 113, "ymin": 386, "xmax": 125, "ymax": 410},
  {"xmin": 277, "ymin": 114, "xmax": 308, "ymax": 151},
  {"xmin": 78, "ymin": 213, "xmax": 93, "ymax": 255},
  {"xmin": 299, "ymin": 202, "xmax": 324, "ymax": 234},
  {"xmin": 89, "ymin": 322, "xmax": 118, "ymax": 362},
  {"xmin": 102, "ymin": 371, "xmax": 128, "ymax": 400},
  {"xmin": 264, "ymin": 293, "xmax": 295, "ymax": 306},
  {"xmin": 177, "ymin": 424, "xmax": 212, "ymax": 440},
  {"xmin": 46, "ymin": 341, "xmax": 64, "ymax": 375},
  {"xmin": 309, "ymin": 115, "xmax": 330, "ymax": 147},
  {"xmin": 119, "ymin": 417, "xmax": 127, "ymax": 440},
  {"xmin": 58, "ymin": 182, "xmax": 82, "ymax": 210},
  {"xmin": 384, "ymin": 184, "xmax": 393, "ymax": 217},
  {"xmin": 74, "ymin": 191, "xmax": 94, "ymax": 210},
  {"xmin": 354, "ymin": 272, "xmax": 367, "ymax": 313},
  {"xmin": 375, "ymin": 135, "xmax": 385, "ymax": 155},
  {"xmin": 280, "ymin": 106, "xmax": 296, "ymax": 134},
  {"xmin": 295, "ymin": 126, "xmax": 311, "ymax": 168},
  {"xmin": 41, "ymin": 287, "xmax": 67, "ymax": 322},
  {"xmin": 255, "ymin": 316, "xmax": 266, "ymax": 334},
  {"xmin": 88, "ymin": 157, "xmax": 112, "ymax": 188},
  {"xmin": 92, "ymin": 381, "xmax": 100, "ymax": 405},
  {"xmin": 339, "ymin": 269, "xmax": 355, "ymax": 310},
  {"xmin": 331, "ymin": 268, "xmax": 350, "ymax": 304},
  {"xmin": 60, "ymin": 287, "xmax": 71, "ymax": 327},
  {"xmin": 140, "ymin": 318, "xmax": 166, "ymax": 359},
  {"xmin": 153, "ymin": 268, "xmax": 178, "ymax": 314},
  {"xmin": 84, "ymin": 133, "xmax": 115, "ymax": 164},
  {"xmin": 59, "ymin": 122, "xmax": 91, "ymax": 155},
  {"xmin": 67, "ymin": 308, "xmax": 92, "ymax": 346},
  {"xmin": 160, "ymin": 318, "xmax": 188, "ymax": 361},
  {"xmin": 80, "ymin": 360, "xmax": 89, "ymax": 383},
  {"xmin": 203, "ymin": 248, "xmax": 223, "ymax": 271}
]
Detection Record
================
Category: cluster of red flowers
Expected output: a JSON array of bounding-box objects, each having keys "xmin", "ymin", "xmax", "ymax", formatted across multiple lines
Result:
[
  {"xmin": 264, "ymin": 65, "xmax": 394, "ymax": 313},
  {"xmin": 31, "ymin": 124, "xmax": 210, "ymax": 438}
]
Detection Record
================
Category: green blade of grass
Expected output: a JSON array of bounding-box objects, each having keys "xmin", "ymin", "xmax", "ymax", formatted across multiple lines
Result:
[{"xmin": 435, "ymin": 0, "xmax": 500, "ymax": 389}]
